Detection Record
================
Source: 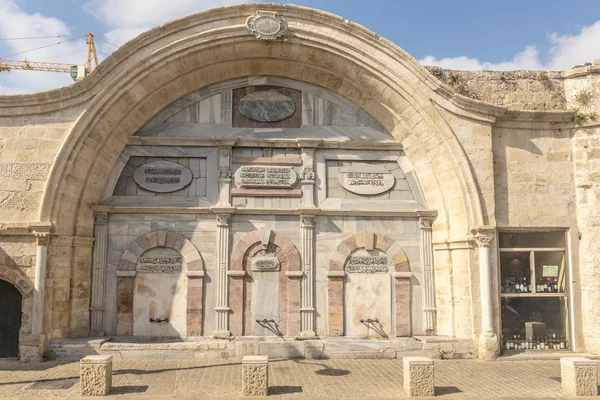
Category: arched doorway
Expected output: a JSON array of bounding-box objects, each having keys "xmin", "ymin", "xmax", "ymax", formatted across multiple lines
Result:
[{"xmin": 0, "ymin": 280, "xmax": 22, "ymax": 358}]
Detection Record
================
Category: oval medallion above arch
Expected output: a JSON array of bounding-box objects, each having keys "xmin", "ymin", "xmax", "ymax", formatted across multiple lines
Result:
[
  {"xmin": 229, "ymin": 228, "xmax": 302, "ymax": 337},
  {"xmin": 327, "ymin": 232, "xmax": 411, "ymax": 337},
  {"xmin": 116, "ymin": 231, "xmax": 204, "ymax": 337}
]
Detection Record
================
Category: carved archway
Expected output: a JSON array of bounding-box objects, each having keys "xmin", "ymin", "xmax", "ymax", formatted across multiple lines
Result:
[
  {"xmin": 116, "ymin": 231, "xmax": 204, "ymax": 336},
  {"xmin": 327, "ymin": 232, "xmax": 411, "ymax": 337},
  {"xmin": 229, "ymin": 228, "xmax": 302, "ymax": 336},
  {"xmin": 0, "ymin": 266, "xmax": 34, "ymax": 360}
]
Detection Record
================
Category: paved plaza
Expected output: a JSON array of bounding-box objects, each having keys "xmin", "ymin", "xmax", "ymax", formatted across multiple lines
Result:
[{"xmin": 0, "ymin": 357, "xmax": 596, "ymax": 399}]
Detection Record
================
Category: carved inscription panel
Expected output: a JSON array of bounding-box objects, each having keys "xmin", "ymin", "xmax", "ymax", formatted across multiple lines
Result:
[
  {"xmin": 133, "ymin": 161, "xmax": 193, "ymax": 193},
  {"xmin": 136, "ymin": 248, "xmax": 184, "ymax": 273},
  {"xmin": 235, "ymin": 166, "xmax": 297, "ymax": 188},
  {"xmin": 346, "ymin": 256, "xmax": 389, "ymax": 274},
  {"xmin": 338, "ymin": 165, "xmax": 395, "ymax": 195}
]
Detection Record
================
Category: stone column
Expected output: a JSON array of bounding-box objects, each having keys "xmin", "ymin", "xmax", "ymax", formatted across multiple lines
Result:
[
  {"xmin": 90, "ymin": 212, "xmax": 107, "ymax": 336},
  {"xmin": 299, "ymin": 215, "xmax": 317, "ymax": 338},
  {"xmin": 474, "ymin": 228, "xmax": 500, "ymax": 360},
  {"xmin": 214, "ymin": 213, "xmax": 232, "ymax": 338},
  {"xmin": 217, "ymin": 145, "xmax": 232, "ymax": 206},
  {"xmin": 31, "ymin": 228, "xmax": 51, "ymax": 336},
  {"xmin": 420, "ymin": 217, "xmax": 437, "ymax": 334},
  {"xmin": 300, "ymin": 147, "xmax": 316, "ymax": 208}
]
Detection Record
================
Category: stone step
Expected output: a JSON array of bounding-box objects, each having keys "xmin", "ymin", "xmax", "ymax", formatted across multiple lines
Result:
[{"xmin": 46, "ymin": 336, "xmax": 477, "ymax": 361}]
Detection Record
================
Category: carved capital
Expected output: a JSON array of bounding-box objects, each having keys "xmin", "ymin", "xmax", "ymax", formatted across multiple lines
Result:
[
  {"xmin": 219, "ymin": 165, "xmax": 231, "ymax": 179},
  {"xmin": 474, "ymin": 233, "xmax": 494, "ymax": 248},
  {"xmin": 301, "ymin": 167, "xmax": 315, "ymax": 181},
  {"xmin": 419, "ymin": 217, "xmax": 434, "ymax": 230},
  {"xmin": 34, "ymin": 233, "xmax": 50, "ymax": 246},
  {"xmin": 216, "ymin": 214, "xmax": 231, "ymax": 227},
  {"xmin": 246, "ymin": 11, "xmax": 288, "ymax": 40},
  {"xmin": 94, "ymin": 212, "xmax": 108, "ymax": 225},
  {"xmin": 218, "ymin": 146, "xmax": 231, "ymax": 157},
  {"xmin": 300, "ymin": 216, "xmax": 316, "ymax": 228}
]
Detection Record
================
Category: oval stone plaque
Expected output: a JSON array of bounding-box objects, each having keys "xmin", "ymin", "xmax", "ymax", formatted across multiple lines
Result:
[
  {"xmin": 134, "ymin": 161, "xmax": 193, "ymax": 193},
  {"xmin": 238, "ymin": 91, "xmax": 296, "ymax": 122},
  {"xmin": 338, "ymin": 165, "xmax": 396, "ymax": 195},
  {"xmin": 252, "ymin": 256, "xmax": 280, "ymax": 271}
]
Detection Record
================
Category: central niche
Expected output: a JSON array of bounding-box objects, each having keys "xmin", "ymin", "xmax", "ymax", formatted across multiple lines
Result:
[
  {"xmin": 344, "ymin": 248, "xmax": 393, "ymax": 338},
  {"xmin": 229, "ymin": 228, "xmax": 302, "ymax": 337}
]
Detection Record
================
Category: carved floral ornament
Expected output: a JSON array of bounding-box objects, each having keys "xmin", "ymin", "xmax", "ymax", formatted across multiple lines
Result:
[{"xmin": 246, "ymin": 11, "xmax": 288, "ymax": 40}]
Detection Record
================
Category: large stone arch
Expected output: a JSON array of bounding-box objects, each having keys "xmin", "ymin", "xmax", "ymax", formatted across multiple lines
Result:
[
  {"xmin": 327, "ymin": 232, "xmax": 411, "ymax": 337},
  {"xmin": 229, "ymin": 228, "xmax": 302, "ymax": 336},
  {"xmin": 11, "ymin": 4, "xmax": 497, "ymax": 337},
  {"xmin": 116, "ymin": 231, "xmax": 204, "ymax": 336}
]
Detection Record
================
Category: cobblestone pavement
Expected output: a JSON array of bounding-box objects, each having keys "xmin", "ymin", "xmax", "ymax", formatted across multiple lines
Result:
[{"xmin": 0, "ymin": 358, "xmax": 595, "ymax": 399}]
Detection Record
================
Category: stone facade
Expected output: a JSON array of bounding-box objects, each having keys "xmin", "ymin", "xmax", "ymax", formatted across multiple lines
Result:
[{"xmin": 0, "ymin": 3, "xmax": 599, "ymax": 362}]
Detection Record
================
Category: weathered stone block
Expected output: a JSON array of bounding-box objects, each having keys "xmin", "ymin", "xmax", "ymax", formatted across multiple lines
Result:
[
  {"xmin": 80, "ymin": 355, "xmax": 112, "ymax": 396},
  {"xmin": 403, "ymin": 356, "xmax": 434, "ymax": 397},
  {"xmin": 561, "ymin": 357, "xmax": 597, "ymax": 396},
  {"xmin": 242, "ymin": 355, "xmax": 268, "ymax": 396}
]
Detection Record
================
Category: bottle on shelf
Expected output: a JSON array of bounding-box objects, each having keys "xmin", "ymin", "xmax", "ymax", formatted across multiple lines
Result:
[{"xmin": 553, "ymin": 278, "xmax": 559, "ymax": 293}]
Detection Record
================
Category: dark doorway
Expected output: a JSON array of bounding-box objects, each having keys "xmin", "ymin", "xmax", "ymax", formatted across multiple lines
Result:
[{"xmin": 0, "ymin": 280, "xmax": 22, "ymax": 358}]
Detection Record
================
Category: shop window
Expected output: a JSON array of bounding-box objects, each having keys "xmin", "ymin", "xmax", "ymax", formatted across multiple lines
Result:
[{"xmin": 499, "ymin": 231, "xmax": 570, "ymax": 351}]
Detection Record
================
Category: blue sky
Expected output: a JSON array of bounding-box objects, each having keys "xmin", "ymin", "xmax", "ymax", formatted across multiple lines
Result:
[{"xmin": 1, "ymin": 0, "xmax": 600, "ymax": 94}]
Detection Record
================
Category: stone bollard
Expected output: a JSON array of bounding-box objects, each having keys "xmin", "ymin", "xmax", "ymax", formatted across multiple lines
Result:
[
  {"xmin": 561, "ymin": 357, "xmax": 598, "ymax": 396},
  {"xmin": 80, "ymin": 355, "xmax": 113, "ymax": 396},
  {"xmin": 403, "ymin": 356, "xmax": 434, "ymax": 397},
  {"xmin": 242, "ymin": 355, "xmax": 269, "ymax": 396}
]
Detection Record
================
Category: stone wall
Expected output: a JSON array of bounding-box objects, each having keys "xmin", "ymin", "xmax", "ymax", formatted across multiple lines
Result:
[{"xmin": 425, "ymin": 67, "xmax": 566, "ymax": 111}]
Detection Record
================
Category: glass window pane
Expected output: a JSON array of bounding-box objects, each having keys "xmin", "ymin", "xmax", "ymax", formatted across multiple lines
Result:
[
  {"xmin": 534, "ymin": 251, "xmax": 566, "ymax": 293},
  {"xmin": 499, "ymin": 231, "xmax": 566, "ymax": 248},
  {"xmin": 501, "ymin": 297, "xmax": 570, "ymax": 350},
  {"xmin": 500, "ymin": 252, "xmax": 531, "ymax": 294}
]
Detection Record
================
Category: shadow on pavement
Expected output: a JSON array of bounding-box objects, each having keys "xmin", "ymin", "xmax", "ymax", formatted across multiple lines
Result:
[
  {"xmin": 435, "ymin": 386, "xmax": 463, "ymax": 395},
  {"xmin": 110, "ymin": 385, "xmax": 149, "ymax": 395},
  {"xmin": 269, "ymin": 385, "xmax": 303, "ymax": 395}
]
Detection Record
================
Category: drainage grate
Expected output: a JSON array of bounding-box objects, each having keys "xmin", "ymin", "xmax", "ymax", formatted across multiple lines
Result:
[{"xmin": 27, "ymin": 378, "xmax": 77, "ymax": 390}]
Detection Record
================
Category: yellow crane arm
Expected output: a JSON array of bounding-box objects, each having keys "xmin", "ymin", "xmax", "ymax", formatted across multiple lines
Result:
[{"xmin": 0, "ymin": 59, "xmax": 74, "ymax": 73}]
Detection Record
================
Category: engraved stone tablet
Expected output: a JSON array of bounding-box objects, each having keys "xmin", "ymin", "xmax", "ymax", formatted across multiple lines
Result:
[
  {"xmin": 346, "ymin": 256, "xmax": 389, "ymax": 274},
  {"xmin": 235, "ymin": 166, "xmax": 297, "ymax": 188},
  {"xmin": 133, "ymin": 161, "xmax": 193, "ymax": 193},
  {"xmin": 338, "ymin": 165, "xmax": 395, "ymax": 195},
  {"xmin": 252, "ymin": 256, "xmax": 280, "ymax": 271},
  {"xmin": 137, "ymin": 255, "xmax": 183, "ymax": 273},
  {"xmin": 238, "ymin": 91, "xmax": 296, "ymax": 122}
]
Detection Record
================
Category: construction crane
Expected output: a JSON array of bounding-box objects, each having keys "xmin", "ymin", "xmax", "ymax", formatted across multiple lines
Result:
[{"xmin": 0, "ymin": 33, "xmax": 102, "ymax": 81}]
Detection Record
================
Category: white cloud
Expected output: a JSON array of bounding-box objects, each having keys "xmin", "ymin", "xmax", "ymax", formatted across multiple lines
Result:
[
  {"xmin": 0, "ymin": 0, "xmax": 87, "ymax": 94},
  {"xmin": 420, "ymin": 21, "xmax": 600, "ymax": 71},
  {"xmin": 84, "ymin": 0, "xmax": 247, "ymax": 47}
]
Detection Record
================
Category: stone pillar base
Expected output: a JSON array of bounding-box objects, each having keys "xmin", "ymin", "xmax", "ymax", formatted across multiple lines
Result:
[
  {"xmin": 19, "ymin": 334, "xmax": 45, "ymax": 363},
  {"xmin": 477, "ymin": 332, "xmax": 500, "ymax": 361},
  {"xmin": 213, "ymin": 329, "xmax": 232, "ymax": 339},
  {"xmin": 561, "ymin": 357, "xmax": 598, "ymax": 396},
  {"xmin": 403, "ymin": 356, "xmax": 434, "ymax": 397},
  {"xmin": 80, "ymin": 355, "xmax": 113, "ymax": 396},
  {"xmin": 242, "ymin": 355, "xmax": 269, "ymax": 396}
]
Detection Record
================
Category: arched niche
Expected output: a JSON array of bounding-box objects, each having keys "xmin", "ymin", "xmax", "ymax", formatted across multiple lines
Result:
[
  {"xmin": 229, "ymin": 228, "xmax": 302, "ymax": 337},
  {"xmin": 116, "ymin": 231, "xmax": 204, "ymax": 337},
  {"xmin": 0, "ymin": 267, "xmax": 34, "ymax": 360},
  {"xmin": 327, "ymin": 232, "xmax": 411, "ymax": 337}
]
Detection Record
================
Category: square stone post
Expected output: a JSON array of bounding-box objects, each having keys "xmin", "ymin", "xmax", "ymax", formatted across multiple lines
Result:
[
  {"xmin": 561, "ymin": 357, "xmax": 598, "ymax": 396},
  {"xmin": 403, "ymin": 357, "xmax": 434, "ymax": 397},
  {"xmin": 299, "ymin": 214, "xmax": 317, "ymax": 338},
  {"xmin": 242, "ymin": 355, "xmax": 269, "ymax": 396},
  {"xmin": 80, "ymin": 355, "xmax": 113, "ymax": 396}
]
